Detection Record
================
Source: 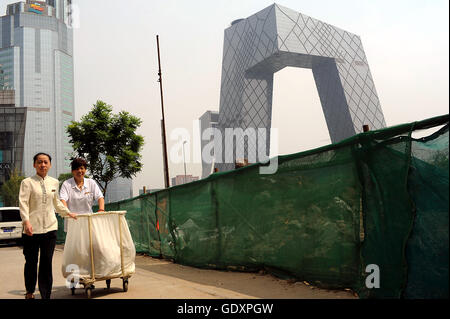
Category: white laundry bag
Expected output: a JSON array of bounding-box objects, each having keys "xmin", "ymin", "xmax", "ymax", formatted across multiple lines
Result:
[{"xmin": 62, "ymin": 211, "xmax": 135, "ymax": 280}]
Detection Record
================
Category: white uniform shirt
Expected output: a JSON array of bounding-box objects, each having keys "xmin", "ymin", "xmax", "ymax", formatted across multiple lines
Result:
[
  {"xmin": 60, "ymin": 177, "xmax": 104, "ymax": 231},
  {"xmin": 19, "ymin": 174, "xmax": 72, "ymax": 234}
]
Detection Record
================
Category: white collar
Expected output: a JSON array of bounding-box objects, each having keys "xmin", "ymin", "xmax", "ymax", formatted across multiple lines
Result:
[
  {"xmin": 71, "ymin": 177, "xmax": 87, "ymax": 190},
  {"xmin": 34, "ymin": 174, "xmax": 49, "ymax": 181}
]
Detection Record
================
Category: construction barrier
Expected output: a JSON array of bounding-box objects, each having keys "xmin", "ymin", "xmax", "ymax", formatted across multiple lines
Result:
[{"xmin": 57, "ymin": 114, "xmax": 449, "ymax": 298}]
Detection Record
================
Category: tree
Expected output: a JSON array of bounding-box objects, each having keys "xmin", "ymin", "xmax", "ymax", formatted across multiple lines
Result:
[
  {"xmin": 58, "ymin": 173, "xmax": 73, "ymax": 188},
  {"xmin": 67, "ymin": 100, "xmax": 144, "ymax": 196},
  {"xmin": 0, "ymin": 168, "xmax": 25, "ymax": 207}
]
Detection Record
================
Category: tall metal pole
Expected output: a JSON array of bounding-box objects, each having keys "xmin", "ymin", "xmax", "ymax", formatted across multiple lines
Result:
[{"xmin": 156, "ymin": 35, "xmax": 170, "ymax": 188}]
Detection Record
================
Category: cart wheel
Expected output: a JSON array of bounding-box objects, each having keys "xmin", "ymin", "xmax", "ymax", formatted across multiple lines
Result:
[
  {"xmin": 106, "ymin": 279, "xmax": 111, "ymax": 289},
  {"xmin": 71, "ymin": 287, "xmax": 75, "ymax": 295},
  {"xmin": 123, "ymin": 279, "xmax": 128, "ymax": 292},
  {"xmin": 85, "ymin": 287, "xmax": 92, "ymax": 299}
]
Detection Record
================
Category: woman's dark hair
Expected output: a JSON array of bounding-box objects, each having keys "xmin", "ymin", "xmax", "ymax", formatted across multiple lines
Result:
[
  {"xmin": 71, "ymin": 158, "xmax": 88, "ymax": 171},
  {"xmin": 33, "ymin": 152, "xmax": 52, "ymax": 163}
]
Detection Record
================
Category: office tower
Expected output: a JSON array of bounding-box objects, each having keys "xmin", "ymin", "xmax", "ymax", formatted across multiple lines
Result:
[
  {"xmin": 103, "ymin": 176, "xmax": 133, "ymax": 204},
  {"xmin": 171, "ymin": 175, "xmax": 199, "ymax": 187},
  {"xmin": 199, "ymin": 110, "xmax": 219, "ymax": 178},
  {"xmin": 0, "ymin": 78, "xmax": 27, "ymax": 206},
  {"xmin": 215, "ymin": 4, "xmax": 386, "ymax": 172},
  {"xmin": 0, "ymin": 0, "xmax": 74, "ymax": 178}
]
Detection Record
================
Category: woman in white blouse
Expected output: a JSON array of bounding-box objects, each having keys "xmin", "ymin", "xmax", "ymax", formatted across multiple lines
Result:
[
  {"xmin": 59, "ymin": 158, "xmax": 105, "ymax": 230},
  {"xmin": 19, "ymin": 152, "xmax": 78, "ymax": 299}
]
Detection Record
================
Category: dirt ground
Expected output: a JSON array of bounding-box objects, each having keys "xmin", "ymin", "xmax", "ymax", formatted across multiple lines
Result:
[{"xmin": 0, "ymin": 243, "xmax": 357, "ymax": 299}]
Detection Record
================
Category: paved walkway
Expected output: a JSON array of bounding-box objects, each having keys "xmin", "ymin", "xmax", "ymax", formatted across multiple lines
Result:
[{"xmin": 0, "ymin": 243, "xmax": 356, "ymax": 299}]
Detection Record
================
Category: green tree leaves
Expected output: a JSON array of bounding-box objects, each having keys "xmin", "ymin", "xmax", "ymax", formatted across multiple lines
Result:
[
  {"xmin": 67, "ymin": 100, "xmax": 144, "ymax": 196},
  {"xmin": 58, "ymin": 172, "xmax": 73, "ymax": 188},
  {"xmin": 0, "ymin": 168, "xmax": 25, "ymax": 207}
]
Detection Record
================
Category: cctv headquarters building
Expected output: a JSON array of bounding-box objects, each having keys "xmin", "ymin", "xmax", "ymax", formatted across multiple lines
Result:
[{"xmin": 203, "ymin": 4, "xmax": 386, "ymax": 174}]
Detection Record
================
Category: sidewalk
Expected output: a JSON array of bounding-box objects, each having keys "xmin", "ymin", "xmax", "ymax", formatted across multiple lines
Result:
[{"xmin": 0, "ymin": 243, "xmax": 356, "ymax": 299}]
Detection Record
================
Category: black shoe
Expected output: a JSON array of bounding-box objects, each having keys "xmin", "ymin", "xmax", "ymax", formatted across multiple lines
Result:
[{"xmin": 25, "ymin": 292, "xmax": 35, "ymax": 299}]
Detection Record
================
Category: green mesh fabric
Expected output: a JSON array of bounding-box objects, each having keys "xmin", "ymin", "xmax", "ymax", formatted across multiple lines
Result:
[
  {"xmin": 212, "ymin": 147, "xmax": 362, "ymax": 287},
  {"xmin": 60, "ymin": 114, "xmax": 448, "ymax": 298},
  {"xmin": 56, "ymin": 215, "xmax": 66, "ymax": 244},
  {"xmin": 404, "ymin": 126, "xmax": 449, "ymax": 298},
  {"xmin": 357, "ymin": 130, "xmax": 416, "ymax": 298}
]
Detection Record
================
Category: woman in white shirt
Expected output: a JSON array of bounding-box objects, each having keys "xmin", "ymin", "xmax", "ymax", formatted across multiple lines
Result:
[
  {"xmin": 19, "ymin": 152, "xmax": 78, "ymax": 299},
  {"xmin": 59, "ymin": 158, "xmax": 105, "ymax": 229}
]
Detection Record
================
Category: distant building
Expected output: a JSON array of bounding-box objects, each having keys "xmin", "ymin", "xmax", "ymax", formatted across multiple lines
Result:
[
  {"xmin": 1, "ymin": 0, "xmax": 75, "ymax": 178},
  {"xmin": 214, "ymin": 4, "xmax": 386, "ymax": 173},
  {"xmin": 104, "ymin": 177, "xmax": 133, "ymax": 204},
  {"xmin": 171, "ymin": 175, "xmax": 199, "ymax": 186},
  {"xmin": 199, "ymin": 110, "xmax": 219, "ymax": 179},
  {"xmin": 0, "ymin": 88, "xmax": 27, "ymax": 207},
  {"xmin": 0, "ymin": 89, "xmax": 15, "ymax": 107}
]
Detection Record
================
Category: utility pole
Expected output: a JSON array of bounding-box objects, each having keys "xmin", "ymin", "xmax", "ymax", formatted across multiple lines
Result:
[{"xmin": 156, "ymin": 35, "xmax": 170, "ymax": 188}]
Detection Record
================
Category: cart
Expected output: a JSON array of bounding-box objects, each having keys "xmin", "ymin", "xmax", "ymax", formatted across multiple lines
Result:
[{"xmin": 65, "ymin": 211, "xmax": 134, "ymax": 299}]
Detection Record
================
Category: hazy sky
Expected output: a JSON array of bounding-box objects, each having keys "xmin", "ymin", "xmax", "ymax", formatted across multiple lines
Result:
[{"xmin": 1, "ymin": 0, "xmax": 448, "ymax": 194}]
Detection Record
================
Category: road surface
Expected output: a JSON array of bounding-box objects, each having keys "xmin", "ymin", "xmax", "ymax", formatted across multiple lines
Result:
[{"xmin": 0, "ymin": 243, "xmax": 356, "ymax": 299}]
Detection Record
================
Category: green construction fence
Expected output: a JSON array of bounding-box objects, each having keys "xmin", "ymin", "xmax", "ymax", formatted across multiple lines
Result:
[{"xmin": 57, "ymin": 114, "xmax": 449, "ymax": 298}]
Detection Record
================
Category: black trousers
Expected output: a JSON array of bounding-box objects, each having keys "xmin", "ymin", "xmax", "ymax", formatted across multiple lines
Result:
[{"xmin": 22, "ymin": 230, "xmax": 57, "ymax": 299}]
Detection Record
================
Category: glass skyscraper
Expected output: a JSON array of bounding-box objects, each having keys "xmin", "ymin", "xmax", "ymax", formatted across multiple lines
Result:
[
  {"xmin": 0, "ymin": 0, "xmax": 74, "ymax": 178},
  {"xmin": 199, "ymin": 110, "xmax": 219, "ymax": 178},
  {"xmin": 215, "ymin": 4, "xmax": 386, "ymax": 172},
  {"xmin": 103, "ymin": 177, "xmax": 134, "ymax": 204}
]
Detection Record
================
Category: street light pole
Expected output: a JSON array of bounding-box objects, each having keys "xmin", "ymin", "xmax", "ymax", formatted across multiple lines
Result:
[{"xmin": 182, "ymin": 141, "xmax": 187, "ymax": 184}]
